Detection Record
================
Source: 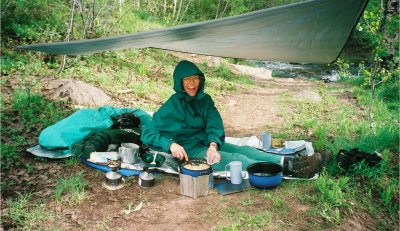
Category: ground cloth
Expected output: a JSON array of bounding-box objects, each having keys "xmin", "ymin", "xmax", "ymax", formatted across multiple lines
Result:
[{"xmin": 27, "ymin": 137, "xmax": 317, "ymax": 180}]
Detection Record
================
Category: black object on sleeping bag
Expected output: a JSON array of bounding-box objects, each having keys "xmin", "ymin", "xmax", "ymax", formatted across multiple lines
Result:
[
  {"xmin": 111, "ymin": 112, "xmax": 141, "ymax": 129},
  {"xmin": 336, "ymin": 148, "xmax": 382, "ymax": 170},
  {"xmin": 72, "ymin": 128, "xmax": 148, "ymax": 159}
]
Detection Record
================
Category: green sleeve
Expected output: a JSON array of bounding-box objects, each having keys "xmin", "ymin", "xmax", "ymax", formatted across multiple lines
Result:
[
  {"xmin": 205, "ymin": 96, "xmax": 225, "ymax": 147},
  {"xmin": 140, "ymin": 122, "xmax": 174, "ymax": 153}
]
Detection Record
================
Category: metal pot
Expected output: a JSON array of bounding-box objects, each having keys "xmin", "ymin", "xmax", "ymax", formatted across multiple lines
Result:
[
  {"xmin": 180, "ymin": 158, "xmax": 212, "ymax": 177},
  {"xmin": 138, "ymin": 167, "xmax": 155, "ymax": 188},
  {"xmin": 105, "ymin": 171, "xmax": 123, "ymax": 186},
  {"xmin": 247, "ymin": 162, "xmax": 282, "ymax": 189},
  {"xmin": 105, "ymin": 159, "xmax": 123, "ymax": 186}
]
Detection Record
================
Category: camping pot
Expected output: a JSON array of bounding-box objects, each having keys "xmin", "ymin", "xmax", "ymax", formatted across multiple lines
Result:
[
  {"xmin": 247, "ymin": 162, "xmax": 282, "ymax": 189},
  {"xmin": 180, "ymin": 158, "xmax": 212, "ymax": 177},
  {"xmin": 138, "ymin": 167, "xmax": 155, "ymax": 188},
  {"xmin": 105, "ymin": 171, "xmax": 123, "ymax": 186},
  {"xmin": 105, "ymin": 159, "xmax": 123, "ymax": 186}
]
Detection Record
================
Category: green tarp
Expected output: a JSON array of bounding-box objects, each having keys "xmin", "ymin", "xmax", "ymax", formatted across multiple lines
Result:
[{"xmin": 17, "ymin": 0, "xmax": 368, "ymax": 64}]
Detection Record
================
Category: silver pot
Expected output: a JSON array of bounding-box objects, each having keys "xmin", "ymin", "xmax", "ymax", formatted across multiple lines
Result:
[
  {"xmin": 105, "ymin": 171, "xmax": 123, "ymax": 185},
  {"xmin": 138, "ymin": 167, "xmax": 155, "ymax": 188}
]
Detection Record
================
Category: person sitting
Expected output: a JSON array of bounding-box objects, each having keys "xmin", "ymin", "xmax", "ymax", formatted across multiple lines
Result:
[{"xmin": 141, "ymin": 60, "xmax": 327, "ymax": 178}]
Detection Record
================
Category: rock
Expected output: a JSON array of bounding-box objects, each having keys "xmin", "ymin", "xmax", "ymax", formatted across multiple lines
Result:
[
  {"xmin": 41, "ymin": 78, "xmax": 111, "ymax": 106},
  {"xmin": 229, "ymin": 64, "xmax": 273, "ymax": 80},
  {"xmin": 294, "ymin": 90, "xmax": 322, "ymax": 102}
]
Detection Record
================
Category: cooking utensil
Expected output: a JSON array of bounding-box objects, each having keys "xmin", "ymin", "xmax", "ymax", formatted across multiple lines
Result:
[
  {"xmin": 225, "ymin": 161, "xmax": 243, "ymax": 184},
  {"xmin": 180, "ymin": 158, "xmax": 212, "ymax": 177},
  {"xmin": 138, "ymin": 167, "xmax": 155, "ymax": 188},
  {"xmin": 150, "ymin": 152, "xmax": 157, "ymax": 165},
  {"xmin": 103, "ymin": 159, "xmax": 124, "ymax": 190},
  {"xmin": 247, "ymin": 162, "xmax": 282, "ymax": 189},
  {"xmin": 142, "ymin": 152, "xmax": 166, "ymax": 167}
]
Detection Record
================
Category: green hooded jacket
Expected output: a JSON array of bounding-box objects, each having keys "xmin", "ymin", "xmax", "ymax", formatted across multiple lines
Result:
[{"xmin": 141, "ymin": 60, "xmax": 225, "ymax": 154}]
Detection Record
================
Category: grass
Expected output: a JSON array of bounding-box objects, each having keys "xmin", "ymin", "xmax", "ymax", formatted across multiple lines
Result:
[
  {"xmin": 277, "ymin": 76, "xmax": 398, "ymax": 228},
  {"xmin": 54, "ymin": 172, "xmax": 89, "ymax": 205},
  {"xmin": 1, "ymin": 86, "xmax": 72, "ymax": 172},
  {"xmin": 2, "ymin": 192, "xmax": 56, "ymax": 230}
]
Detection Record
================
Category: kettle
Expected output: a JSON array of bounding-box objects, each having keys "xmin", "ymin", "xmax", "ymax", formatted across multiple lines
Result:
[{"xmin": 138, "ymin": 167, "xmax": 155, "ymax": 188}]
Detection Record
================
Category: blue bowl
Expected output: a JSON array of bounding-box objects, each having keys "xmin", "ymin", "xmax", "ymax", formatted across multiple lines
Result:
[{"xmin": 247, "ymin": 162, "xmax": 282, "ymax": 189}]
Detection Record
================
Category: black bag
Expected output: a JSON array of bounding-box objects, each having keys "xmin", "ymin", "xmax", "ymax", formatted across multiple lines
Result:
[
  {"xmin": 72, "ymin": 128, "xmax": 148, "ymax": 159},
  {"xmin": 336, "ymin": 148, "xmax": 382, "ymax": 170},
  {"xmin": 111, "ymin": 113, "xmax": 141, "ymax": 129}
]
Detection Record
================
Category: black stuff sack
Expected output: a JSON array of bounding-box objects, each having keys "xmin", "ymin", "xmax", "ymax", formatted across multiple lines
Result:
[
  {"xmin": 111, "ymin": 113, "xmax": 141, "ymax": 129},
  {"xmin": 336, "ymin": 148, "xmax": 382, "ymax": 170}
]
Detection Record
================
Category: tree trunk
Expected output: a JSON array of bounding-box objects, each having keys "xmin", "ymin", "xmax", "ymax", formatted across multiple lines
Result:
[
  {"xmin": 369, "ymin": 62, "xmax": 378, "ymax": 134},
  {"xmin": 59, "ymin": 0, "xmax": 76, "ymax": 73},
  {"xmin": 215, "ymin": 0, "xmax": 220, "ymax": 19},
  {"xmin": 219, "ymin": 0, "xmax": 228, "ymax": 18},
  {"xmin": 175, "ymin": 0, "xmax": 183, "ymax": 21},
  {"xmin": 178, "ymin": 0, "xmax": 192, "ymax": 23},
  {"xmin": 163, "ymin": 0, "xmax": 167, "ymax": 17},
  {"xmin": 173, "ymin": 0, "xmax": 177, "ymax": 17}
]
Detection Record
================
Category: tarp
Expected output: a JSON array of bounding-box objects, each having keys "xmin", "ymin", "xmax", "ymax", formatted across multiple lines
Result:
[{"xmin": 17, "ymin": 0, "xmax": 368, "ymax": 64}]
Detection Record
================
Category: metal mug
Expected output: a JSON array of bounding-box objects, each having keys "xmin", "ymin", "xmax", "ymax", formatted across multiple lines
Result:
[
  {"xmin": 225, "ymin": 161, "xmax": 243, "ymax": 184},
  {"xmin": 261, "ymin": 132, "xmax": 272, "ymax": 150},
  {"xmin": 118, "ymin": 143, "xmax": 139, "ymax": 164}
]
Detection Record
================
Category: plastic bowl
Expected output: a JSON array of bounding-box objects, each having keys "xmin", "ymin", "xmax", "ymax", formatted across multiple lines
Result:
[
  {"xmin": 142, "ymin": 153, "xmax": 166, "ymax": 167},
  {"xmin": 247, "ymin": 162, "xmax": 283, "ymax": 189}
]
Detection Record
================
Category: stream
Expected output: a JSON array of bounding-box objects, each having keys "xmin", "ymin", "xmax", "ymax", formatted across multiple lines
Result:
[{"xmin": 254, "ymin": 61, "xmax": 341, "ymax": 82}]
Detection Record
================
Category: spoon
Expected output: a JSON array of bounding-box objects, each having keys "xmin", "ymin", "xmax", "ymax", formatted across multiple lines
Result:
[{"xmin": 150, "ymin": 152, "xmax": 158, "ymax": 165}]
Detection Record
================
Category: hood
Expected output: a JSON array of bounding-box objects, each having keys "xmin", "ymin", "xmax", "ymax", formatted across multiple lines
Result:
[{"xmin": 173, "ymin": 60, "xmax": 205, "ymax": 100}]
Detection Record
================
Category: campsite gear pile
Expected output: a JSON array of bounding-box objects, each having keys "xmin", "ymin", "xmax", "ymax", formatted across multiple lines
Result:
[
  {"xmin": 179, "ymin": 159, "xmax": 213, "ymax": 198},
  {"xmin": 32, "ymin": 107, "xmax": 330, "ymax": 193}
]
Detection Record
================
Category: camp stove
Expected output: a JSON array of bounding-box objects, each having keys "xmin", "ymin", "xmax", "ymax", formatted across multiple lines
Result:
[{"xmin": 102, "ymin": 159, "xmax": 125, "ymax": 190}]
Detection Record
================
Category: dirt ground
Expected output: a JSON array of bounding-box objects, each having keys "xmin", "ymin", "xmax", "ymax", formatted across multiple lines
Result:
[{"xmin": 1, "ymin": 55, "xmax": 379, "ymax": 230}]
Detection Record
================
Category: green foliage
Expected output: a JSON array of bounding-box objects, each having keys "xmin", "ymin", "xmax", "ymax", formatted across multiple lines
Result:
[
  {"xmin": 1, "ymin": 0, "xmax": 68, "ymax": 41},
  {"xmin": 282, "ymin": 76, "xmax": 398, "ymax": 226},
  {"xmin": 54, "ymin": 172, "xmax": 89, "ymax": 205},
  {"xmin": 315, "ymin": 175, "xmax": 350, "ymax": 208},
  {"xmin": 1, "ymin": 87, "xmax": 72, "ymax": 170},
  {"xmin": 219, "ymin": 210, "xmax": 273, "ymax": 230},
  {"xmin": 309, "ymin": 175, "xmax": 350, "ymax": 224},
  {"xmin": 342, "ymin": 0, "xmax": 399, "ymax": 124},
  {"xmin": 3, "ymin": 192, "xmax": 55, "ymax": 229}
]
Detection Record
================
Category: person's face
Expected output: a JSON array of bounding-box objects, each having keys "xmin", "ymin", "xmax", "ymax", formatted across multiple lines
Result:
[{"xmin": 182, "ymin": 75, "xmax": 201, "ymax": 97}]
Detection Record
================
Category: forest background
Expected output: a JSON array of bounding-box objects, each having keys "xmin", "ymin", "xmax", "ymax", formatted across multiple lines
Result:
[{"xmin": 1, "ymin": 0, "xmax": 399, "ymax": 230}]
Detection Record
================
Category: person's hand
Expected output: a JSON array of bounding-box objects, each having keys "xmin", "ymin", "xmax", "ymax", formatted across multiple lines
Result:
[
  {"xmin": 207, "ymin": 145, "xmax": 221, "ymax": 164},
  {"xmin": 170, "ymin": 143, "xmax": 189, "ymax": 161}
]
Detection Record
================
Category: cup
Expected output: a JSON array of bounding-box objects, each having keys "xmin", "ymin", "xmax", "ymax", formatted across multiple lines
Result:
[
  {"xmin": 225, "ymin": 161, "xmax": 243, "ymax": 184},
  {"xmin": 118, "ymin": 143, "xmax": 139, "ymax": 164},
  {"xmin": 261, "ymin": 132, "xmax": 272, "ymax": 150}
]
